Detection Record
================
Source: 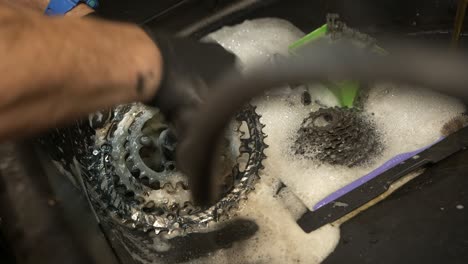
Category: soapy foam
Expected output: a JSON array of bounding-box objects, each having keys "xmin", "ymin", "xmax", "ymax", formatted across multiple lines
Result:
[
  {"xmin": 184, "ymin": 18, "xmax": 466, "ymax": 264},
  {"xmin": 203, "ymin": 18, "xmax": 305, "ymax": 71},
  {"xmin": 188, "ymin": 176, "xmax": 340, "ymax": 264},
  {"xmin": 255, "ymin": 84, "xmax": 464, "ymax": 209}
]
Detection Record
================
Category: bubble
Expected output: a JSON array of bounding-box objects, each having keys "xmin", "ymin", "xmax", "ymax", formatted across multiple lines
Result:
[{"xmin": 185, "ymin": 18, "xmax": 466, "ymax": 264}]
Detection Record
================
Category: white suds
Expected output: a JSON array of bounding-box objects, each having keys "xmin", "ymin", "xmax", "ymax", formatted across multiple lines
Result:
[
  {"xmin": 185, "ymin": 18, "xmax": 466, "ymax": 264},
  {"xmin": 255, "ymin": 84, "xmax": 464, "ymax": 209}
]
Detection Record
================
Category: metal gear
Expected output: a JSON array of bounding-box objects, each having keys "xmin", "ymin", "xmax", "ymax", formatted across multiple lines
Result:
[
  {"xmin": 88, "ymin": 102, "xmax": 266, "ymax": 237},
  {"xmin": 289, "ymin": 14, "xmax": 384, "ymax": 167},
  {"xmin": 294, "ymin": 107, "xmax": 381, "ymax": 167},
  {"xmin": 123, "ymin": 107, "xmax": 181, "ymax": 189}
]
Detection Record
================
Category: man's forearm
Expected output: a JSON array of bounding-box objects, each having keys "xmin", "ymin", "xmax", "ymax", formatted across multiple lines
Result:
[
  {"xmin": 0, "ymin": 0, "xmax": 49, "ymax": 13},
  {"xmin": 0, "ymin": 4, "xmax": 162, "ymax": 141}
]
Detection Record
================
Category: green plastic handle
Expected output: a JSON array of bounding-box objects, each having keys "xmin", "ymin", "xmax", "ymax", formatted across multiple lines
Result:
[
  {"xmin": 326, "ymin": 80, "xmax": 360, "ymax": 108},
  {"xmin": 288, "ymin": 24, "xmax": 359, "ymax": 108},
  {"xmin": 289, "ymin": 24, "xmax": 328, "ymax": 52}
]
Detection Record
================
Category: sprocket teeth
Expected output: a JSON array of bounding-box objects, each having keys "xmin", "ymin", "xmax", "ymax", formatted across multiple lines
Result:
[
  {"xmin": 94, "ymin": 102, "xmax": 267, "ymax": 237},
  {"xmin": 162, "ymin": 183, "xmax": 176, "ymax": 193},
  {"xmin": 293, "ymin": 107, "xmax": 381, "ymax": 167},
  {"xmin": 175, "ymin": 181, "xmax": 188, "ymax": 190},
  {"xmin": 239, "ymin": 130, "xmax": 246, "ymax": 138},
  {"xmin": 149, "ymin": 180, "xmax": 161, "ymax": 190}
]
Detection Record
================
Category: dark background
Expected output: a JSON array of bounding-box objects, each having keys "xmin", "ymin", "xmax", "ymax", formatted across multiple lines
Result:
[{"xmin": 2, "ymin": 0, "xmax": 468, "ymax": 263}]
